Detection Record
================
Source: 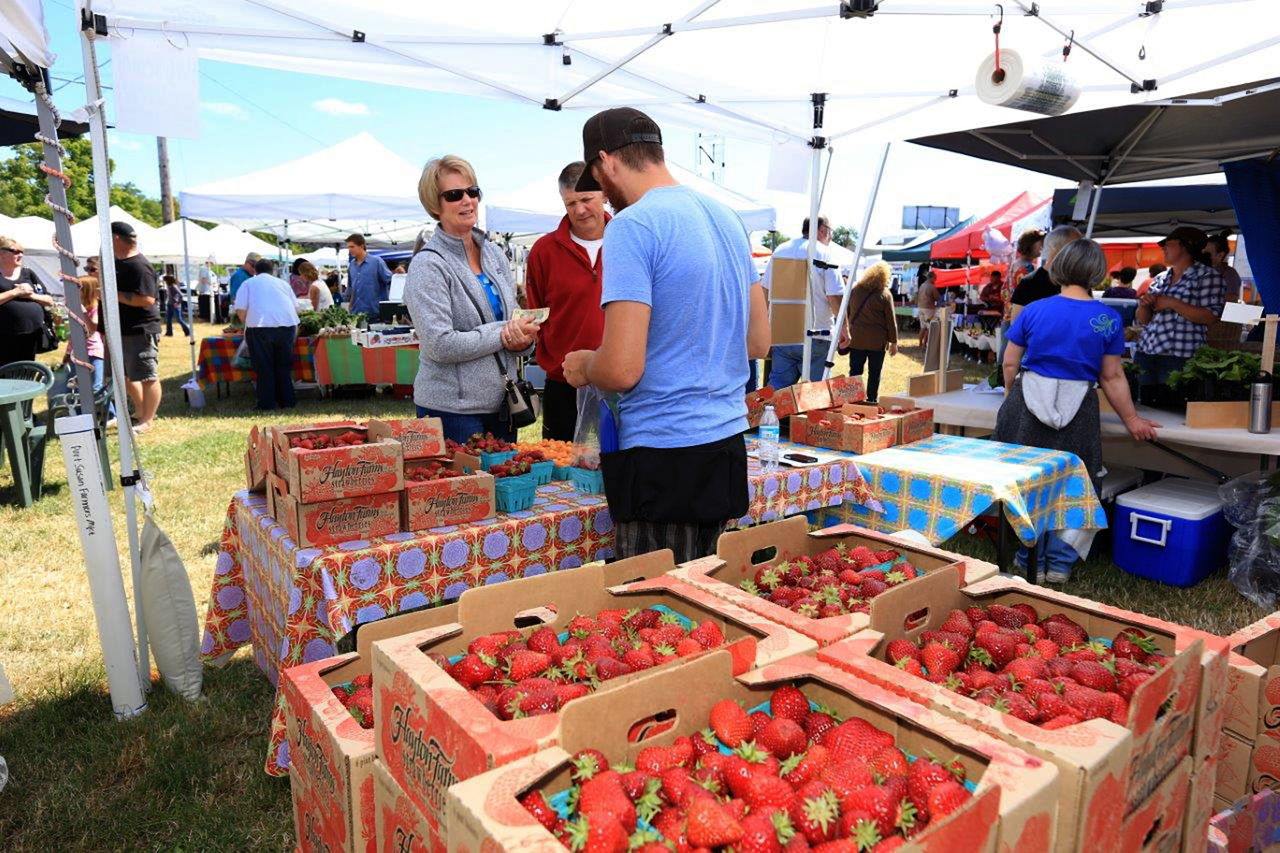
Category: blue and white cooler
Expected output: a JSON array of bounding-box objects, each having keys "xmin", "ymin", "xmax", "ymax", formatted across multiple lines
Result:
[{"xmin": 1114, "ymin": 477, "xmax": 1230, "ymax": 586}]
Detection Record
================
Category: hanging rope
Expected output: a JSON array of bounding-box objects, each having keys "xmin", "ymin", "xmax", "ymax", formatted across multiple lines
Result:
[{"xmin": 992, "ymin": 5, "xmax": 1004, "ymax": 77}]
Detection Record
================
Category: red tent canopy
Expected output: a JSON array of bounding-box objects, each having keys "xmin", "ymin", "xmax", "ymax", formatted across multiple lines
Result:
[
  {"xmin": 929, "ymin": 192, "xmax": 1049, "ymax": 260},
  {"xmin": 933, "ymin": 262, "xmax": 1005, "ymax": 288}
]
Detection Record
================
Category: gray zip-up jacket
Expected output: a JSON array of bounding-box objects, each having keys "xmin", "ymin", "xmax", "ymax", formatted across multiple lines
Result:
[{"xmin": 404, "ymin": 226, "xmax": 531, "ymax": 415}]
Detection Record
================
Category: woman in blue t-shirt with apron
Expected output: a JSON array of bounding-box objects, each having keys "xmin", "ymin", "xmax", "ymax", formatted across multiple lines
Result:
[{"xmin": 995, "ymin": 239, "xmax": 1160, "ymax": 580}]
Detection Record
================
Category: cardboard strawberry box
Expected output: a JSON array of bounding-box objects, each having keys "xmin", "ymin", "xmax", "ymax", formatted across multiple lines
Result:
[
  {"xmin": 1122, "ymin": 755, "xmax": 1192, "ymax": 852},
  {"xmin": 1187, "ymin": 753, "xmax": 1222, "ymax": 853},
  {"xmin": 367, "ymin": 418, "xmax": 446, "ymax": 461},
  {"xmin": 370, "ymin": 555, "xmax": 817, "ymax": 850},
  {"xmin": 669, "ymin": 516, "xmax": 997, "ymax": 647},
  {"xmin": 373, "ymin": 759, "xmax": 435, "ymax": 853},
  {"xmin": 1207, "ymin": 788, "xmax": 1280, "ymax": 852},
  {"xmin": 791, "ymin": 405, "xmax": 899, "ymax": 454},
  {"xmin": 268, "ymin": 473, "xmax": 402, "ymax": 548},
  {"xmin": 745, "ymin": 385, "xmax": 797, "ymax": 427},
  {"xmin": 401, "ymin": 458, "xmax": 494, "ymax": 532},
  {"xmin": 817, "ymin": 571, "xmax": 1225, "ymax": 853},
  {"xmin": 792, "ymin": 379, "xmax": 833, "ymax": 413},
  {"xmin": 246, "ymin": 424, "xmax": 274, "ymax": 492},
  {"xmin": 826, "ymin": 374, "xmax": 868, "ymax": 406},
  {"xmin": 274, "ymin": 429, "xmax": 404, "ymax": 504},
  {"xmin": 272, "ymin": 420, "xmax": 362, "ymax": 477},
  {"xmin": 1216, "ymin": 727, "xmax": 1280, "ymax": 802},
  {"xmin": 1222, "ymin": 613, "xmax": 1280, "ymax": 745},
  {"xmin": 878, "ymin": 396, "xmax": 936, "ymax": 446},
  {"xmin": 446, "ymin": 650, "xmax": 1060, "ymax": 853}
]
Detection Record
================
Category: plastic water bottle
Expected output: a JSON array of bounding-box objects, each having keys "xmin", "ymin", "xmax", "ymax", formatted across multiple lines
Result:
[{"xmin": 759, "ymin": 406, "xmax": 780, "ymax": 473}]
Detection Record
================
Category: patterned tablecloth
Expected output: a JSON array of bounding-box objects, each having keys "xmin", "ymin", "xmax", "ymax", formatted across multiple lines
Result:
[
  {"xmin": 196, "ymin": 335, "xmax": 317, "ymax": 387},
  {"xmin": 202, "ymin": 449, "xmax": 873, "ymax": 775},
  {"xmin": 312, "ymin": 336, "xmax": 419, "ymax": 386},
  {"xmin": 837, "ymin": 434, "xmax": 1106, "ymax": 548}
]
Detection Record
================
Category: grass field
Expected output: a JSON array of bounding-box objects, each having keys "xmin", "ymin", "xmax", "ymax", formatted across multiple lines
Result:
[{"xmin": 0, "ymin": 321, "xmax": 1265, "ymax": 849}]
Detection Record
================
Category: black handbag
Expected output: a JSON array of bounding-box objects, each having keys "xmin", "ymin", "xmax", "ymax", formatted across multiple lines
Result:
[{"xmin": 424, "ymin": 248, "xmax": 540, "ymax": 428}]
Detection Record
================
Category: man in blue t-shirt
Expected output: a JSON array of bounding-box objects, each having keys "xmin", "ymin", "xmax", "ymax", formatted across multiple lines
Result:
[{"xmin": 562, "ymin": 108, "xmax": 770, "ymax": 562}]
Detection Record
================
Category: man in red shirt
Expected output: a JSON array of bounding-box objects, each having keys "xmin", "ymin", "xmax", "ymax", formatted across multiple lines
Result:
[{"xmin": 526, "ymin": 161, "xmax": 609, "ymax": 440}]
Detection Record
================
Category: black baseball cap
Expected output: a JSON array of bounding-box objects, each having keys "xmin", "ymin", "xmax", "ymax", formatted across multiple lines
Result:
[
  {"xmin": 576, "ymin": 107, "xmax": 664, "ymax": 192},
  {"xmin": 110, "ymin": 220, "xmax": 136, "ymax": 240},
  {"xmin": 1159, "ymin": 226, "xmax": 1207, "ymax": 256}
]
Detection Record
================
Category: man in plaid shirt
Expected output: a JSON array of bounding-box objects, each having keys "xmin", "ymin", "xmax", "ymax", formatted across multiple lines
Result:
[{"xmin": 1135, "ymin": 226, "xmax": 1226, "ymax": 396}]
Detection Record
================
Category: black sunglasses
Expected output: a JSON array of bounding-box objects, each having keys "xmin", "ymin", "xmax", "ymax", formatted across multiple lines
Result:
[
  {"xmin": 1, "ymin": 247, "xmax": 23, "ymax": 255},
  {"xmin": 441, "ymin": 186, "xmax": 481, "ymax": 203}
]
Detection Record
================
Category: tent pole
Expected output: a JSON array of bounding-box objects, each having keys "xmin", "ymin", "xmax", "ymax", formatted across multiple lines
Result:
[
  {"xmin": 80, "ymin": 17, "xmax": 150, "ymax": 690},
  {"xmin": 182, "ymin": 219, "xmax": 198, "ymax": 383},
  {"xmin": 824, "ymin": 143, "xmax": 891, "ymax": 380},
  {"xmin": 1084, "ymin": 186, "xmax": 1104, "ymax": 238},
  {"xmin": 801, "ymin": 94, "xmax": 827, "ymax": 381}
]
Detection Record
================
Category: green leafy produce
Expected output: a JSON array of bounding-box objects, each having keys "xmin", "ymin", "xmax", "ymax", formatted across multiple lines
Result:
[
  {"xmin": 297, "ymin": 305, "xmax": 365, "ymax": 337},
  {"xmin": 1168, "ymin": 346, "xmax": 1262, "ymax": 400}
]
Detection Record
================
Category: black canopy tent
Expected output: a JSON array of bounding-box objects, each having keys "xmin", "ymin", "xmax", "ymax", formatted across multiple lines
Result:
[
  {"xmin": 0, "ymin": 98, "xmax": 87, "ymax": 146},
  {"xmin": 907, "ymin": 78, "xmax": 1280, "ymax": 186},
  {"xmin": 1049, "ymin": 184, "xmax": 1236, "ymax": 239}
]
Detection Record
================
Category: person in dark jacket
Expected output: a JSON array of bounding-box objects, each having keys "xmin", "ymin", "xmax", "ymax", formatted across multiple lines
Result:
[
  {"xmin": 841, "ymin": 261, "xmax": 898, "ymax": 402},
  {"xmin": 525, "ymin": 161, "xmax": 610, "ymax": 441}
]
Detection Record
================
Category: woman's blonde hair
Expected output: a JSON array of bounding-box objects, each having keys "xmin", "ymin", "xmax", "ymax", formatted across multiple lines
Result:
[
  {"xmin": 298, "ymin": 260, "xmax": 319, "ymax": 281},
  {"xmin": 78, "ymin": 275, "xmax": 100, "ymax": 309},
  {"xmin": 418, "ymin": 155, "xmax": 478, "ymax": 221},
  {"xmin": 855, "ymin": 261, "xmax": 892, "ymax": 291},
  {"xmin": 0, "ymin": 235, "xmax": 23, "ymax": 253}
]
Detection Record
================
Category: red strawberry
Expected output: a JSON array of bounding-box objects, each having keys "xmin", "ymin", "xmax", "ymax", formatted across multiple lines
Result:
[
  {"xmin": 352, "ymin": 673, "xmax": 372, "ymax": 691},
  {"xmin": 804, "ymin": 712, "xmax": 837, "ymax": 743},
  {"xmin": 689, "ymin": 620, "xmax": 725, "ymax": 649},
  {"xmin": 1010, "ymin": 603, "xmax": 1039, "ymax": 624},
  {"xmin": 348, "ymin": 686, "xmax": 373, "ymax": 726},
  {"xmin": 965, "ymin": 606, "xmax": 987, "ymax": 624},
  {"xmin": 1112, "ymin": 628, "xmax": 1157, "ymax": 662},
  {"xmin": 770, "ymin": 684, "xmax": 811, "ymax": 723},
  {"xmin": 526, "ymin": 626, "xmax": 561, "ymax": 656},
  {"xmin": 907, "ymin": 758, "xmax": 953, "ymax": 822},
  {"xmin": 842, "ymin": 785, "xmax": 912, "ymax": 839},
  {"xmin": 750, "ymin": 710, "xmax": 773, "ymax": 737},
  {"xmin": 1045, "ymin": 656, "xmax": 1075, "ymax": 679},
  {"xmin": 974, "ymin": 632, "xmax": 1018, "ymax": 668},
  {"xmin": 507, "ymin": 650, "xmax": 550, "ymax": 681},
  {"xmin": 571, "ymin": 748, "xmax": 609, "ymax": 782},
  {"xmin": 669, "ymin": 735, "xmax": 695, "ymax": 768},
  {"xmin": 636, "ymin": 746, "xmax": 678, "ymax": 775},
  {"xmin": 518, "ymin": 690, "xmax": 560, "ymax": 717},
  {"xmin": 619, "ymin": 769, "xmax": 655, "ymax": 801},
  {"xmin": 675, "ymin": 637, "xmax": 704, "ymax": 657},
  {"xmin": 823, "ymin": 718, "xmax": 894, "ymax": 764},
  {"xmin": 1107, "ymin": 692, "xmax": 1130, "ymax": 725},
  {"xmin": 686, "ymin": 797, "xmax": 744, "ymax": 848},
  {"xmin": 1021, "ymin": 623, "xmax": 1047, "ymax": 641},
  {"xmin": 920, "ymin": 642, "xmax": 961, "ymax": 677},
  {"xmin": 1032, "ymin": 639, "xmax": 1060, "ymax": 659},
  {"xmin": 594, "ymin": 658, "xmax": 632, "ymax": 681},
  {"xmin": 1003, "ymin": 656, "xmax": 1047, "ymax": 684},
  {"xmin": 1041, "ymin": 713, "xmax": 1083, "ymax": 730},
  {"xmin": 623, "ymin": 648, "xmax": 656, "ymax": 671},
  {"xmin": 467, "ymin": 634, "xmax": 509, "ymax": 658},
  {"xmin": 993, "ymin": 692, "xmax": 1038, "ymax": 723},
  {"xmin": 1042, "ymin": 619, "xmax": 1088, "ymax": 648},
  {"xmin": 782, "ymin": 744, "xmax": 831, "ymax": 789},
  {"xmin": 787, "ymin": 782, "xmax": 840, "ymax": 844},
  {"xmin": 692, "ymin": 728, "xmax": 720, "ymax": 757},
  {"xmin": 869, "ymin": 746, "xmax": 909, "ymax": 777},
  {"xmin": 710, "ymin": 700, "xmax": 754, "ymax": 748},
  {"xmin": 926, "ymin": 780, "xmax": 971, "ymax": 820},
  {"xmin": 1070, "ymin": 660, "xmax": 1117, "ymax": 692},
  {"xmin": 938, "ymin": 609, "xmax": 974, "ymax": 638},
  {"xmin": 896, "ymin": 658, "xmax": 924, "ymax": 677},
  {"xmin": 759, "ymin": 717, "xmax": 807, "ymax": 759},
  {"xmin": 737, "ymin": 811, "xmax": 792, "ymax": 853},
  {"xmin": 449, "ymin": 653, "xmax": 496, "ymax": 688},
  {"xmin": 885, "ymin": 640, "xmax": 922, "ymax": 665},
  {"xmin": 1062, "ymin": 684, "xmax": 1112, "ymax": 721},
  {"xmin": 519, "ymin": 789, "xmax": 559, "ymax": 831},
  {"xmin": 987, "ymin": 604, "xmax": 1029, "ymax": 628},
  {"xmin": 1117, "ymin": 671, "xmax": 1152, "ymax": 699},
  {"xmin": 565, "ymin": 813, "xmax": 628, "ymax": 853},
  {"xmin": 1032, "ymin": 691, "xmax": 1074, "ymax": 722},
  {"xmin": 743, "ymin": 773, "xmax": 795, "ymax": 810}
]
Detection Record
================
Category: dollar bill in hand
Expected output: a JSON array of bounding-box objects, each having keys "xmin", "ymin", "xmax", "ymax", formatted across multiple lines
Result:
[{"xmin": 514, "ymin": 307, "xmax": 549, "ymax": 324}]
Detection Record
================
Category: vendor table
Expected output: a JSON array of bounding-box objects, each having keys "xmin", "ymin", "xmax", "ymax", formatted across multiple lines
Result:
[
  {"xmin": 914, "ymin": 387, "xmax": 1280, "ymax": 477},
  {"xmin": 312, "ymin": 335, "xmax": 418, "ymax": 387},
  {"xmin": 0, "ymin": 378, "xmax": 48, "ymax": 508},
  {"xmin": 202, "ymin": 450, "xmax": 873, "ymax": 775},
  {"xmin": 196, "ymin": 335, "xmax": 317, "ymax": 398},
  {"xmin": 837, "ymin": 435, "xmax": 1106, "ymax": 554}
]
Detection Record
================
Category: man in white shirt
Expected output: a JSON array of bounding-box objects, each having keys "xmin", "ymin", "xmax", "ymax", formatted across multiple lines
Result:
[
  {"xmin": 762, "ymin": 216, "xmax": 843, "ymax": 388},
  {"xmin": 234, "ymin": 258, "xmax": 300, "ymax": 410}
]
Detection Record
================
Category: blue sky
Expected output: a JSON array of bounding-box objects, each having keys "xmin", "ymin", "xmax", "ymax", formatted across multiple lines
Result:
[{"xmin": 1, "ymin": 2, "xmax": 1069, "ymax": 241}]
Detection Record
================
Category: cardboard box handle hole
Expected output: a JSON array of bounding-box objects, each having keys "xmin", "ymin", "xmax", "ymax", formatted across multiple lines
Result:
[
  {"xmin": 1142, "ymin": 816, "xmax": 1162, "ymax": 847},
  {"xmin": 750, "ymin": 546, "xmax": 778, "ymax": 567},
  {"xmin": 513, "ymin": 605, "xmax": 558, "ymax": 629},
  {"xmin": 1154, "ymin": 692, "xmax": 1174, "ymax": 721},
  {"xmin": 904, "ymin": 607, "xmax": 929, "ymax": 632},
  {"xmin": 626, "ymin": 708, "xmax": 677, "ymax": 743}
]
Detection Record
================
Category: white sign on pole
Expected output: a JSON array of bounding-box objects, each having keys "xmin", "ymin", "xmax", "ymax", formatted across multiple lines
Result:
[
  {"xmin": 110, "ymin": 32, "xmax": 199, "ymax": 139},
  {"xmin": 767, "ymin": 138, "xmax": 811, "ymax": 194}
]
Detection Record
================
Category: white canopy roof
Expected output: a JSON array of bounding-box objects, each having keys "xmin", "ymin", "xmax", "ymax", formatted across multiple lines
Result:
[
  {"xmin": 90, "ymin": 1, "xmax": 1280, "ymax": 151},
  {"xmin": 202, "ymin": 223, "xmax": 280, "ymax": 265},
  {"xmin": 147, "ymin": 219, "xmax": 222, "ymax": 263},
  {"xmin": 67, "ymin": 205, "xmax": 159, "ymax": 257},
  {"xmin": 179, "ymin": 132, "xmax": 429, "ymax": 244},
  {"xmin": 294, "ymin": 246, "xmax": 349, "ymax": 267},
  {"xmin": 0, "ymin": 212, "xmax": 55, "ymax": 249},
  {"xmin": 486, "ymin": 161, "xmax": 776, "ymax": 234}
]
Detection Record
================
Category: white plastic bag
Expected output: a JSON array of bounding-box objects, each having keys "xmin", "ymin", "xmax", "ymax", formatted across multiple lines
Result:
[
  {"xmin": 573, "ymin": 386, "xmax": 605, "ymax": 470},
  {"xmin": 140, "ymin": 515, "xmax": 203, "ymax": 700}
]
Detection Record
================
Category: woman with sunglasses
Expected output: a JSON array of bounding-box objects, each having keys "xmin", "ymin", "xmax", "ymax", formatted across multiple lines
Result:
[
  {"xmin": 0, "ymin": 236, "xmax": 55, "ymax": 367},
  {"xmin": 404, "ymin": 155, "xmax": 539, "ymax": 444}
]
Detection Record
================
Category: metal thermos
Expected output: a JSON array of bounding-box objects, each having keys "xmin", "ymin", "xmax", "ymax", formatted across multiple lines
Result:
[{"xmin": 1250, "ymin": 375, "xmax": 1273, "ymax": 434}]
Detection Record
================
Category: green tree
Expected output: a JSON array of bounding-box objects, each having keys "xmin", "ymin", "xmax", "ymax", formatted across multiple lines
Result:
[
  {"xmin": 831, "ymin": 225, "xmax": 859, "ymax": 250},
  {"xmin": 761, "ymin": 230, "xmax": 789, "ymax": 251},
  {"xmin": 0, "ymin": 138, "xmax": 165, "ymax": 225}
]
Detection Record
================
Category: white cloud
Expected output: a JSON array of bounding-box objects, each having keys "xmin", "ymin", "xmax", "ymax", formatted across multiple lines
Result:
[
  {"xmin": 313, "ymin": 97, "xmax": 372, "ymax": 117},
  {"xmin": 201, "ymin": 101, "xmax": 249, "ymax": 121}
]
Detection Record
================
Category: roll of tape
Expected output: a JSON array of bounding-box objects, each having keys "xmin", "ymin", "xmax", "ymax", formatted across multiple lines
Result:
[{"xmin": 975, "ymin": 48, "xmax": 1081, "ymax": 116}]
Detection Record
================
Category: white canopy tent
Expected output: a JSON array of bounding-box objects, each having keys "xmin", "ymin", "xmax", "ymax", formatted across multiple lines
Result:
[
  {"xmin": 67, "ymin": 204, "xmax": 159, "ymax": 255},
  {"xmin": 486, "ymin": 161, "xmax": 776, "ymax": 234},
  {"xmin": 148, "ymin": 219, "xmax": 219, "ymax": 264},
  {"xmin": 295, "ymin": 246, "xmax": 348, "ymax": 267},
  {"xmin": 179, "ymin": 132, "xmax": 429, "ymax": 245},
  {"xmin": 89, "ymin": 0, "xmax": 1280, "ymax": 373},
  {"xmin": 202, "ymin": 224, "xmax": 280, "ymax": 266}
]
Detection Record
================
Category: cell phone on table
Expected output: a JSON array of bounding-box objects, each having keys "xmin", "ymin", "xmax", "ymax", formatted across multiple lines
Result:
[{"xmin": 783, "ymin": 452, "xmax": 818, "ymax": 464}]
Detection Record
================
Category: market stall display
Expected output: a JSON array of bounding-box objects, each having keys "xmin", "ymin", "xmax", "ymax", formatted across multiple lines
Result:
[
  {"xmin": 312, "ymin": 334, "xmax": 419, "ymax": 388},
  {"xmin": 196, "ymin": 334, "xmax": 317, "ymax": 397}
]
